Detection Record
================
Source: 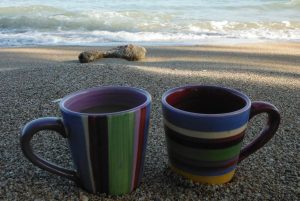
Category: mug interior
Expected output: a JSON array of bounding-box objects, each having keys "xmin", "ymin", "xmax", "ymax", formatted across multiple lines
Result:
[
  {"xmin": 61, "ymin": 86, "xmax": 150, "ymax": 114},
  {"xmin": 165, "ymin": 86, "xmax": 248, "ymax": 114}
]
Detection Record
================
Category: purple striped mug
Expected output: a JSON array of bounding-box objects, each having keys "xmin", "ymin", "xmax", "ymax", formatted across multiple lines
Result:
[
  {"xmin": 162, "ymin": 85, "xmax": 280, "ymax": 184},
  {"xmin": 20, "ymin": 86, "xmax": 151, "ymax": 195}
]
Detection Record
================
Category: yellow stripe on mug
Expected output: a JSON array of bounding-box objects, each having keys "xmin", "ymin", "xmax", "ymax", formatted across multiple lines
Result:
[{"xmin": 170, "ymin": 165, "xmax": 236, "ymax": 184}]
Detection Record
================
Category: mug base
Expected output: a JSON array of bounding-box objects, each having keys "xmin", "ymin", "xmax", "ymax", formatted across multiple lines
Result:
[{"xmin": 170, "ymin": 165, "xmax": 235, "ymax": 184}]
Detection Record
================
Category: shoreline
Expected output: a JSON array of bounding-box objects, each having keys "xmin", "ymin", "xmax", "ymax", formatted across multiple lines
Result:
[
  {"xmin": 1, "ymin": 40, "xmax": 300, "ymax": 53},
  {"xmin": 1, "ymin": 39, "xmax": 300, "ymax": 48},
  {"xmin": 1, "ymin": 41, "xmax": 299, "ymax": 74}
]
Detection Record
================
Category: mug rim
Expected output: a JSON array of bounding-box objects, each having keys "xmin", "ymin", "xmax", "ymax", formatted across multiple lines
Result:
[
  {"xmin": 60, "ymin": 86, "xmax": 151, "ymax": 116},
  {"xmin": 161, "ymin": 85, "xmax": 251, "ymax": 117}
]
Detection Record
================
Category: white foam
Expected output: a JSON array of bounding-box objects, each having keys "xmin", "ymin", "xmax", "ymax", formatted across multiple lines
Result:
[
  {"xmin": 1, "ymin": 27, "xmax": 300, "ymax": 47},
  {"xmin": 0, "ymin": 3, "xmax": 300, "ymax": 46}
]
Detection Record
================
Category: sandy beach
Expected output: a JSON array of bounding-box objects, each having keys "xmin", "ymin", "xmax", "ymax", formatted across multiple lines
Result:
[{"xmin": 0, "ymin": 43, "xmax": 299, "ymax": 200}]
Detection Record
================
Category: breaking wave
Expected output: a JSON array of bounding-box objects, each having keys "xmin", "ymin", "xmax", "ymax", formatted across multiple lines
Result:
[{"xmin": 0, "ymin": 1, "xmax": 299, "ymax": 46}]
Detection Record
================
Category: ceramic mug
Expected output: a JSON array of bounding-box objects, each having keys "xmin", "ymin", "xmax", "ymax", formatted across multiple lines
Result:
[
  {"xmin": 162, "ymin": 85, "xmax": 280, "ymax": 184},
  {"xmin": 20, "ymin": 86, "xmax": 151, "ymax": 195}
]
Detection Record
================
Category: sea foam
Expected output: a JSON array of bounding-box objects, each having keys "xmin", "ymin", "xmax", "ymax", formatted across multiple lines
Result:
[{"xmin": 0, "ymin": 1, "xmax": 299, "ymax": 46}]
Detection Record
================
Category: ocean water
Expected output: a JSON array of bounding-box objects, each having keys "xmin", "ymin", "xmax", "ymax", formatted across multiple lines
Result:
[{"xmin": 0, "ymin": 0, "xmax": 299, "ymax": 46}]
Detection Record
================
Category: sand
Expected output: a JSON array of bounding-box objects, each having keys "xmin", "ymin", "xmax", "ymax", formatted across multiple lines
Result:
[{"xmin": 0, "ymin": 42, "xmax": 299, "ymax": 200}]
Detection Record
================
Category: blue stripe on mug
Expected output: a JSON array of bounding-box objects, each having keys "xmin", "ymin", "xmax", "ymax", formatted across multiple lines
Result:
[
  {"xmin": 162, "ymin": 106, "xmax": 250, "ymax": 132},
  {"xmin": 61, "ymin": 113, "xmax": 95, "ymax": 192},
  {"xmin": 170, "ymin": 157, "xmax": 237, "ymax": 176}
]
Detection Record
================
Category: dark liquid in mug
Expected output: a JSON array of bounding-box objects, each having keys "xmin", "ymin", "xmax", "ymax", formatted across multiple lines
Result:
[
  {"xmin": 171, "ymin": 88, "xmax": 246, "ymax": 114},
  {"xmin": 174, "ymin": 99, "xmax": 244, "ymax": 114},
  {"xmin": 80, "ymin": 104, "xmax": 132, "ymax": 113}
]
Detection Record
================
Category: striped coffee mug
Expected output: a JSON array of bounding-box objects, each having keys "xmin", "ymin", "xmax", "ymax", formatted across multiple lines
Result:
[
  {"xmin": 21, "ymin": 86, "xmax": 151, "ymax": 195},
  {"xmin": 162, "ymin": 85, "xmax": 280, "ymax": 184}
]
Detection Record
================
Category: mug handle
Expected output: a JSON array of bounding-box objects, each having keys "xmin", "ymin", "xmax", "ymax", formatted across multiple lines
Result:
[
  {"xmin": 238, "ymin": 101, "xmax": 280, "ymax": 162},
  {"xmin": 20, "ymin": 117, "xmax": 79, "ymax": 182}
]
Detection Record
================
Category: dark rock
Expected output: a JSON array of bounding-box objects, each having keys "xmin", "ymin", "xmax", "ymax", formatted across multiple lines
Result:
[
  {"xmin": 104, "ymin": 44, "xmax": 147, "ymax": 61},
  {"xmin": 78, "ymin": 44, "xmax": 147, "ymax": 63},
  {"xmin": 78, "ymin": 50, "xmax": 104, "ymax": 63}
]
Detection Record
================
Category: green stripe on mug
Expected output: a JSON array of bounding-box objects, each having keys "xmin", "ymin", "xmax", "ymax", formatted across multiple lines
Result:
[
  {"xmin": 167, "ymin": 139, "xmax": 242, "ymax": 161},
  {"xmin": 108, "ymin": 112, "xmax": 135, "ymax": 195}
]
